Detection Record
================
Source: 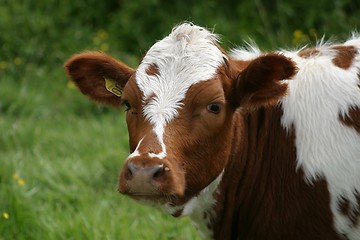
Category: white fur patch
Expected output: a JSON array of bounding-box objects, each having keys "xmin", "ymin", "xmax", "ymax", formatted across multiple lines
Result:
[
  {"xmin": 127, "ymin": 137, "xmax": 143, "ymax": 159},
  {"xmin": 230, "ymin": 42, "xmax": 261, "ymax": 61},
  {"xmin": 135, "ymin": 23, "xmax": 226, "ymax": 158},
  {"xmin": 182, "ymin": 172, "xmax": 223, "ymax": 240},
  {"xmin": 279, "ymin": 37, "xmax": 360, "ymax": 238}
]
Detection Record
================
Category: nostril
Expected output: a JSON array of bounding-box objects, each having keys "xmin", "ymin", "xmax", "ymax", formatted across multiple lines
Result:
[
  {"xmin": 153, "ymin": 166, "xmax": 164, "ymax": 179},
  {"xmin": 128, "ymin": 162, "xmax": 139, "ymax": 174},
  {"xmin": 152, "ymin": 164, "xmax": 169, "ymax": 182},
  {"xmin": 125, "ymin": 162, "xmax": 139, "ymax": 180},
  {"xmin": 124, "ymin": 168, "xmax": 132, "ymax": 180}
]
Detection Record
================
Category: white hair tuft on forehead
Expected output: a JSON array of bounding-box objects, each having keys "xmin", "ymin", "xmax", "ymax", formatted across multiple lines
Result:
[
  {"xmin": 170, "ymin": 23, "xmax": 220, "ymax": 45},
  {"xmin": 134, "ymin": 23, "xmax": 226, "ymax": 158}
]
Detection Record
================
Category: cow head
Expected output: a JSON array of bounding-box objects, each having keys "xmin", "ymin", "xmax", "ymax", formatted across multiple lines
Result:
[{"xmin": 64, "ymin": 23, "xmax": 296, "ymax": 216}]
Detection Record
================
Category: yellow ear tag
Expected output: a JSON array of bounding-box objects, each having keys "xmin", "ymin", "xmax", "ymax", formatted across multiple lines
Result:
[{"xmin": 104, "ymin": 77, "xmax": 122, "ymax": 97}]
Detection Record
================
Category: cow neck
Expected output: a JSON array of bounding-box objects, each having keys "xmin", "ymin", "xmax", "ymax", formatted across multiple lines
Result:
[{"xmin": 211, "ymin": 106, "xmax": 339, "ymax": 240}]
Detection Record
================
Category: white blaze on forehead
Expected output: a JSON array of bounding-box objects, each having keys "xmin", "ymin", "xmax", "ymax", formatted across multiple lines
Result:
[{"xmin": 135, "ymin": 23, "xmax": 226, "ymax": 156}]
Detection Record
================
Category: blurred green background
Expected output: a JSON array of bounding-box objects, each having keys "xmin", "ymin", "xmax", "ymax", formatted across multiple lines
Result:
[{"xmin": 1, "ymin": 0, "xmax": 359, "ymax": 239}]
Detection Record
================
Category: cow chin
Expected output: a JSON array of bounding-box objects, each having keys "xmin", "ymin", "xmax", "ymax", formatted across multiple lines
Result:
[{"xmin": 118, "ymin": 182, "xmax": 192, "ymax": 217}]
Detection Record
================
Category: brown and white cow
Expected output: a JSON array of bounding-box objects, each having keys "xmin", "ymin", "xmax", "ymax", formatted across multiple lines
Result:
[{"xmin": 64, "ymin": 23, "xmax": 360, "ymax": 240}]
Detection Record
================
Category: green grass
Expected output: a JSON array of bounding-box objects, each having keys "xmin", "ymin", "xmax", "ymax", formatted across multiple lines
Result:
[
  {"xmin": 0, "ymin": 63, "xmax": 199, "ymax": 239},
  {"xmin": 0, "ymin": 2, "xmax": 200, "ymax": 237}
]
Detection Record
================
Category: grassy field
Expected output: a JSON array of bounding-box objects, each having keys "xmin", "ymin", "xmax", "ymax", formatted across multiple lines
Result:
[
  {"xmin": 0, "ymin": 1, "xmax": 203, "ymax": 239},
  {"xmin": 2, "ymin": 1, "xmax": 359, "ymax": 239},
  {"xmin": 0, "ymin": 46, "xmax": 199, "ymax": 240}
]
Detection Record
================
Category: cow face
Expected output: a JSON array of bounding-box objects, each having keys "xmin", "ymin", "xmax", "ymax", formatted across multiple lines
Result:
[{"xmin": 64, "ymin": 23, "xmax": 296, "ymax": 215}]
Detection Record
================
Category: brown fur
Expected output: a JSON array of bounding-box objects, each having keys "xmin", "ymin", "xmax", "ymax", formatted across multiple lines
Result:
[
  {"xmin": 298, "ymin": 48, "xmax": 320, "ymax": 58},
  {"xmin": 331, "ymin": 46, "xmax": 358, "ymax": 69},
  {"xmin": 212, "ymin": 107, "xmax": 340, "ymax": 240},
  {"xmin": 145, "ymin": 63, "xmax": 160, "ymax": 76},
  {"xmin": 354, "ymin": 193, "xmax": 360, "ymax": 226},
  {"xmin": 339, "ymin": 106, "xmax": 360, "ymax": 134},
  {"xmin": 338, "ymin": 192, "xmax": 360, "ymax": 227},
  {"xmin": 339, "ymin": 196, "xmax": 351, "ymax": 218}
]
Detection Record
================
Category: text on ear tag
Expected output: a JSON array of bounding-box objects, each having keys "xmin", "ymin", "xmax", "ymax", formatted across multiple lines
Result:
[{"xmin": 104, "ymin": 77, "xmax": 122, "ymax": 97}]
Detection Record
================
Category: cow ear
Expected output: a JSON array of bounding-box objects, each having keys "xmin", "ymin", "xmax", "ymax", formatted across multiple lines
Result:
[
  {"xmin": 64, "ymin": 52, "xmax": 135, "ymax": 108},
  {"xmin": 233, "ymin": 54, "xmax": 297, "ymax": 110}
]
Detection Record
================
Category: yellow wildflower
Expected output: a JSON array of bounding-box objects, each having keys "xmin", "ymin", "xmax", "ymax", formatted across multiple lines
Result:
[
  {"xmin": 293, "ymin": 30, "xmax": 304, "ymax": 38},
  {"xmin": 13, "ymin": 173, "xmax": 25, "ymax": 185},
  {"xmin": 100, "ymin": 43, "xmax": 109, "ymax": 52},
  {"xmin": 3, "ymin": 212, "xmax": 9, "ymax": 220},
  {"xmin": 14, "ymin": 57, "xmax": 22, "ymax": 65},
  {"xmin": 292, "ymin": 29, "xmax": 310, "ymax": 45},
  {"xmin": 17, "ymin": 178, "xmax": 25, "ymax": 186},
  {"xmin": 98, "ymin": 29, "xmax": 108, "ymax": 40},
  {"xmin": 67, "ymin": 81, "xmax": 76, "ymax": 89}
]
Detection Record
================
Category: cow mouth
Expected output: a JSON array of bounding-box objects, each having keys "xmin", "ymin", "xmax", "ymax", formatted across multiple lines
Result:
[
  {"xmin": 125, "ymin": 191, "xmax": 182, "ymax": 204},
  {"xmin": 125, "ymin": 192, "xmax": 187, "ymax": 216},
  {"xmin": 128, "ymin": 192, "xmax": 159, "ymax": 196}
]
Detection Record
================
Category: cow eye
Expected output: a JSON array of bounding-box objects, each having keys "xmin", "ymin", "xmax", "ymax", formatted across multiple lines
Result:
[
  {"xmin": 123, "ymin": 100, "xmax": 131, "ymax": 111},
  {"xmin": 207, "ymin": 103, "xmax": 221, "ymax": 114}
]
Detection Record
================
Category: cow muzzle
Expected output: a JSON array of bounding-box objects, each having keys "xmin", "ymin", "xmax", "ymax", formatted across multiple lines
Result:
[
  {"xmin": 126, "ymin": 162, "xmax": 168, "ymax": 193},
  {"xmin": 118, "ymin": 156, "xmax": 185, "ymax": 201}
]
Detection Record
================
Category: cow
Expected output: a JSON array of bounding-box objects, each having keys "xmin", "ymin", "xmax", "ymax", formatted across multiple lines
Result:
[{"xmin": 64, "ymin": 23, "xmax": 360, "ymax": 240}]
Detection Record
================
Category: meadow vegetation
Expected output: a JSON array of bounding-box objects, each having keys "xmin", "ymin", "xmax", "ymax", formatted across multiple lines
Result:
[{"xmin": 1, "ymin": 0, "xmax": 359, "ymax": 239}]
